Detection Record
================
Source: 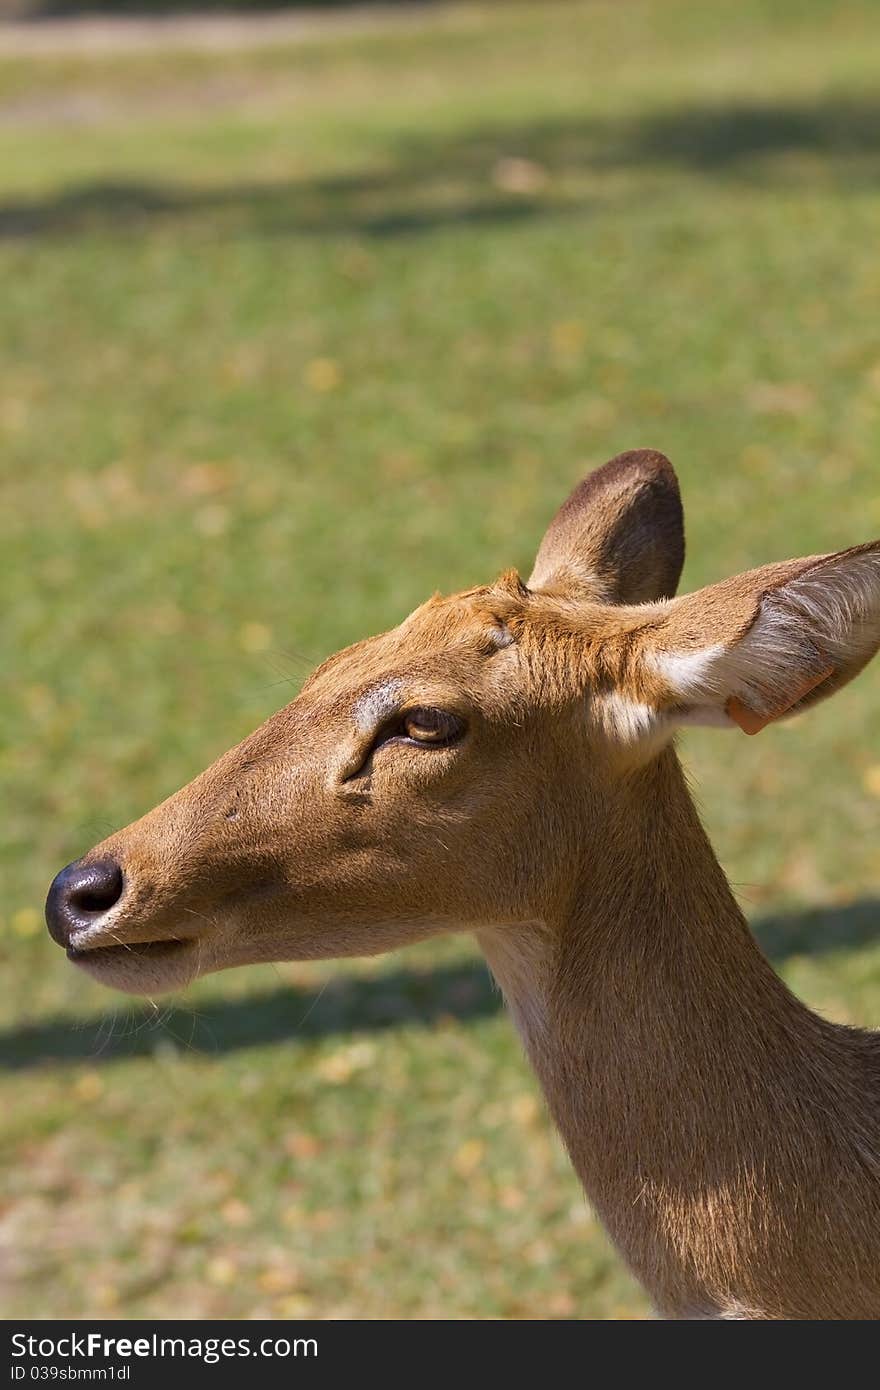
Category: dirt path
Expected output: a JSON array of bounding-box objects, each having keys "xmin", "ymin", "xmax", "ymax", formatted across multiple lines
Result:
[{"xmin": 0, "ymin": 5, "xmax": 440, "ymax": 56}]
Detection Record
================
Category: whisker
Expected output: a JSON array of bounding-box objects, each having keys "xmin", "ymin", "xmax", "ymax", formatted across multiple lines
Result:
[
  {"xmin": 295, "ymin": 976, "xmax": 331, "ymax": 1032},
  {"xmin": 91, "ymin": 1008, "xmax": 118, "ymax": 1057}
]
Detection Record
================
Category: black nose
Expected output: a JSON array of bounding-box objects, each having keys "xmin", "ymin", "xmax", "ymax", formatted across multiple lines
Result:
[{"xmin": 45, "ymin": 857, "xmax": 124, "ymax": 948}]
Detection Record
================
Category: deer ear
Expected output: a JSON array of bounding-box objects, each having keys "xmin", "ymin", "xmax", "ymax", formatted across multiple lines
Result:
[
  {"xmin": 528, "ymin": 449, "xmax": 685, "ymax": 604},
  {"xmin": 648, "ymin": 543, "xmax": 880, "ymax": 734}
]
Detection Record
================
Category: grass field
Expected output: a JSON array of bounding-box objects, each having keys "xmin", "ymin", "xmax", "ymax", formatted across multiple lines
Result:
[{"xmin": 2, "ymin": 0, "xmax": 879, "ymax": 1320}]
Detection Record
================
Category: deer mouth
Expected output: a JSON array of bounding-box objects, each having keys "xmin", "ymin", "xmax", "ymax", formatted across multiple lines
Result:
[
  {"xmin": 66, "ymin": 935, "xmax": 200, "ymax": 996},
  {"xmin": 66, "ymin": 937, "xmax": 190, "ymax": 966}
]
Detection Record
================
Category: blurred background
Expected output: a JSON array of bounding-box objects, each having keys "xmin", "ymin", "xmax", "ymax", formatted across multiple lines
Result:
[{"xmin": 1, "ymin": 0, "xmax": 879, "ymax": 1321}]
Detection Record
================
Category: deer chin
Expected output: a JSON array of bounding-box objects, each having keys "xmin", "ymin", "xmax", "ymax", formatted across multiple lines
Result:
[
  {"xmin": 66, "ymin": 937, "xmax": 202, "ymax": 996},
  {"xmin": 65, "ymin": 905, "xmax": 457, "ymax": 997}
]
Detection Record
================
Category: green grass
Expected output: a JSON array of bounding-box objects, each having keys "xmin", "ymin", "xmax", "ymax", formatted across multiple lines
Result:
[{"xmin": 2, "ymin": 0, "xmax": 880, "ymax": 1320}]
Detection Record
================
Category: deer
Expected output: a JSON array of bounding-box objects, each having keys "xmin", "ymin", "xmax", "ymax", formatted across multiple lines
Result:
[{"xmin": 45, "ymin": 450, "xmax": 880, "ymax": 1320}]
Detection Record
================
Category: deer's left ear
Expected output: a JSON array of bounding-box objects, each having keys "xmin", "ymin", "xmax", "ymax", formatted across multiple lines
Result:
[
  {"xmin": 644, "ymin": 543, "xmax": 880, "ymax": 734},
  {"xmin": 529, "ymin": 449, "xmax": 685, "ymax": 603}
]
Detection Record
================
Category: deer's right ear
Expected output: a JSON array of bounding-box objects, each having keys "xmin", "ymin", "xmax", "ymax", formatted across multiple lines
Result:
[
  {"xmin": 528, "ymin": 449, "xmax": 685, "ymax": 604},
  {"xmin": 647, "ymin": 543, "xmax": 880, "ymax": 735}
]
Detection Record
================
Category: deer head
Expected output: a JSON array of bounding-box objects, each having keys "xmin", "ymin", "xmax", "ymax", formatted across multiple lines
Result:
[{"xmin": 45, "ymin": 450, "xmax": 880, "ymax": 997}]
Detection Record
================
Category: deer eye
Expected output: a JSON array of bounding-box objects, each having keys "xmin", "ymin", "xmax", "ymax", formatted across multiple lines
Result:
[{"xmin": 401, "ymin": 707, "xmax": 465, "ymax": 746}]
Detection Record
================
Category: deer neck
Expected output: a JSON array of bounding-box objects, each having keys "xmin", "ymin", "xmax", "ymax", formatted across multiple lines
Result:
[{"xmin": 477, "ymin": 746, "xmax": 840, "ymax": 1318}]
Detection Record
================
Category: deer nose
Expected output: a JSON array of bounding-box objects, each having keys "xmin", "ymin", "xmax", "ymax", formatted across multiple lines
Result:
[{"xmin": 45, "ymin": 857, "xmax": 125, "ymax": 948}]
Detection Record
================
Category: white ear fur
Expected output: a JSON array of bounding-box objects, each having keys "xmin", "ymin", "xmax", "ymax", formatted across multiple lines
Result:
[
  {"xmin": 594, "ymin": 689, "xmax": 663, "ymax": 743},
  {"xmin": 653, "ymin": 549, "xmax": 880, "ymax": 730}
]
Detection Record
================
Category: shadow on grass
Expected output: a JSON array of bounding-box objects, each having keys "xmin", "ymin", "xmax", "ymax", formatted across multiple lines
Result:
[
  {"xmin": 23, "ymin": 1, "xmax": 421, "ymax": 13},
  {"xmin": 0, "ymin": 958, "xmax": 501, "ymax": 1070},
  {"xmin": 751, "ymin": 897, "xmax": 880, "ymax": 962},
  {"xmin": 2, "ymin": 899, "xmax": 878, "ymax": 1070},
  {"xmin": 1, "ymin": 95, "xmax": 878, "ymax": 241}
]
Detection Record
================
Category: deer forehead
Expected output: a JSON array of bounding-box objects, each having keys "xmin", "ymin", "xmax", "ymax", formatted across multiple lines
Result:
[
  {"xmin": 299, "ymin": 579, "xmax": 675, "ymax": 727},
  {"xmin": 301, "ymin": 588, "xmax": 523, "ymax": 705}
]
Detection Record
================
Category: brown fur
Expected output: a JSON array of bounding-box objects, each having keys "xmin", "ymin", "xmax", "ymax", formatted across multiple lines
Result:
[{"xmin": 50, "ymin": 451, "xmax": 880, "ymax": 1319}]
